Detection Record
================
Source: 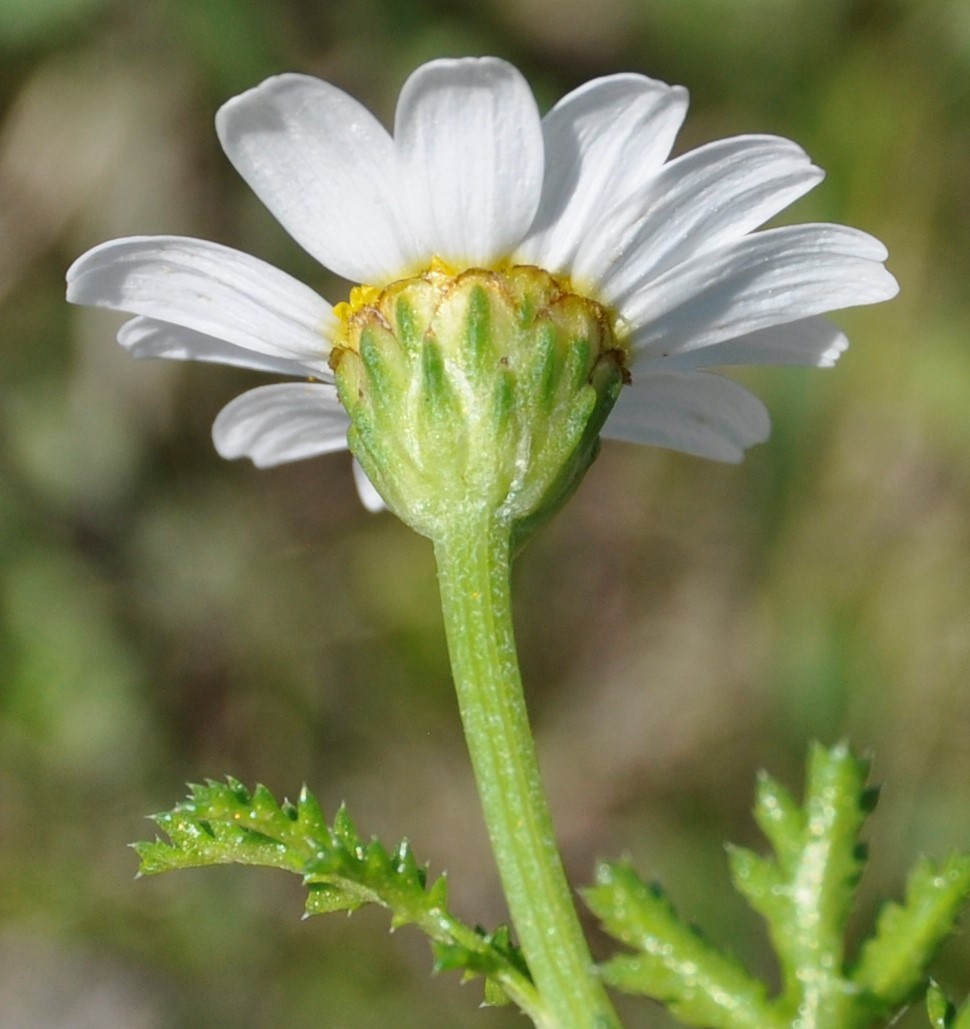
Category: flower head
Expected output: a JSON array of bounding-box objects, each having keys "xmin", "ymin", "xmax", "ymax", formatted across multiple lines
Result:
[{"xmin": 67, "ymin": 56, "xmax": 897, "ymax": 521}]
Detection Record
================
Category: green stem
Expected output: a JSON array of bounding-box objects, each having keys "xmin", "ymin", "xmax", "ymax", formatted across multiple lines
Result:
[{"xmin": 433, "ymin": 511, "xmax": 621, "ymax": 1029}]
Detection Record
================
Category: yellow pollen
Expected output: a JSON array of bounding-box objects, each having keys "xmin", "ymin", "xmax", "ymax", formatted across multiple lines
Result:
[
  {"xmin": 330, "ymin": 256, "xmax": 627, "ymax": 363},
  {"xmin": 332, "ymin": 282, "xmax": 382, "ymax": 324},
  {"xmin": 427, "ymin": 254, "xmax": 462, "ymax": 277}
]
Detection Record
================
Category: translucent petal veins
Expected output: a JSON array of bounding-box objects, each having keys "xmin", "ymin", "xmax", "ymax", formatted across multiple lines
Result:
[
  {"xmin": 216, "ymin": 74, "xmax": 419, "ymax": 284},
  {"xmin": 212, "ymin": 383, "xmax": 350, "ymax": 468},
  {"xmin": 396, "ymin": 57, "xmax": 544, "ymax": 267},
  {"xmin": 519, "ymin": 73, "xmax": 688, "ymax": 273},
  {"xmin": 68, "ymin": 56, "xmax": 899, "ymax": 495},
  {"xmin": 66, "ymin": 235, "xmax": 336, "ymax": 371}
]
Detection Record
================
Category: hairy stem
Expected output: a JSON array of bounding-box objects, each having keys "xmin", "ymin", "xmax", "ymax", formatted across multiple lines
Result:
[{"xmin": 434, "ymin": 511, "xmax": 620, "ymax": 1029}]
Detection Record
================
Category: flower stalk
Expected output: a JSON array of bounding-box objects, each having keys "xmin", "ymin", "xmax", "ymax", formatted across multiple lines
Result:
[
  {"xmin": 434, "ymin": 511, "xmax": 620, "ymax": 1029},
  {"xmin": 66, "ymin": 53, "xmax": 904, "ymax": 1029},
  {"xmin": 330, "ymin": 262, "xmax": 626, "ymax": 1026}
]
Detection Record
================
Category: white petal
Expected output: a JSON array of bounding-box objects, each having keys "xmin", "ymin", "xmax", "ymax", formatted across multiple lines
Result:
[
  {"xmin": 212, "ymin": 382, "xmax": 349, "ymax": 468},
  {"xmin": 118, "ymin": 317, "xmax": 322, "ymax": 377},
  {"xmin": 603, "ymin": 371, "xmax": 770, "ymax": 462},
  {"xmin": 67, "ymin": 236, "xmax": 335, "ymax": 372},
  {"xmin": 517, "ymin": 73, "xmax": 688, "ymax": 272},
  {"xmin": 216, "ymin": 74, "xmax": 419, "ymax": 284},
  {"xmin": 623, "ymin": 224, "xmax": 899, "ymax": 359},
  {"xmin": 395, "ymin": 57, "xmax": 544, "ymax": 266},
  {"xmin": 581, "ymin": 135, "xmax": 824, "ymax": 297},
  {"xmin": 352, "ymin": 459, "xmax": 386, "ymax": 512},
  {"xmin": 653, "ymin": 316, "xmax": 848, "ymax": 371}
]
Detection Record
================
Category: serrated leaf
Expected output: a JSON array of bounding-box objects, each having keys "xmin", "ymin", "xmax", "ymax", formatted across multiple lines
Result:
[
  {"xmin": 302, "ymin": 825, "xmax": 446, "ymax": 931},
  {"xmin": 744, "ymin": 742, "xmax": 871, "ymax": 1017},
  {"xmin": 133, "ymin": 779, "xmax": 540, "ymax": 1019},
  {"xmin": 587, "ymin": 743, "xmax": 970, "ymax": 1029},
  {"xmin": 432, "ymin": 923, "xmax": 530, "ymax": 1004},
  {"xmin": 928, "ymin": 982, "xmax": 953, "ymax": 1028},
  {"xmin": 727, "ymin": 844, "xmax": 783, "ymax": 919},
  {"xmin": 926, "ymin": 982, "xmax": 970, "ymax": 1029},
  {"xmin": 133, "ymin": 778, "xmax": 319, "ymax": 876},
  {"xmin": 751, "ymin": 771, "xmax": 804, "ymax": 870},
  {"xmin": 852, "ymin": 854, "xmax": 970, "ymax": 1013},
  {"xmin": 584, "ymin": 860, "xmax": 777, "ymax": 1029},
  {"xmin": 483, "ymin": 977, "xmax": 513, "ymax": 1007}
]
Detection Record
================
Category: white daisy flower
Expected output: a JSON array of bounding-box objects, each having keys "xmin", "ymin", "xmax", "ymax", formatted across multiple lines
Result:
[{"xmin": 67, "ymin": 56, "xmax": 898, "ymax": 514}]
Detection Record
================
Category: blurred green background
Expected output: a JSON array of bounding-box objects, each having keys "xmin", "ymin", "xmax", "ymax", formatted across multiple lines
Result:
[{"xmin": 1, "ymin": 0, "xmax": 968, "ymax": 1025}]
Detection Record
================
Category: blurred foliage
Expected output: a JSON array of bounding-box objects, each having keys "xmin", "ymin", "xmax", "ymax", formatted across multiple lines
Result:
[
  {"xmin": 588, "ymin": 745, "xmax": 970, "ymax": 1029},
  {"xmin": 0, "ymin": 0, "xmax": 969, "ymax": 1026}
]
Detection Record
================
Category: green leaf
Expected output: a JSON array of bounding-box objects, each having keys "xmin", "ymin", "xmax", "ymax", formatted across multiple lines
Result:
[
  {"xmin": 432, "ymin": 925, "xmax": 531, "ymax": 1008},
  {"xmin": 134, "ymin": 777, "xmax": 321, "ymax": 877},
  {"xmin": 584, "ymin": 861, "xmax": 777, "ymax": 1029},
  {"xmin": 926, "ymin": 982, "xmax": 970, "ymax": 1029},
  {"xmin": 852, "ymin": 854, "xmax": 970, "ymax": 1013},
  {"xmin": 730, "ymin": 742, "xmax": 871, "ymax": 1020},
  {"xmin": 134, "ymin": 780, "xmax": 539, "ymax": 1017},
  {"xmin": 587, "ymin": 743, "xmax": 970, "ymax": 1029},
  {"xmin": 749, "ymin": 770, "xmax": 805, "ymax": 871},
  {"xmin": 302, "ymin": 805, "xmax": 449, "ymax": 928},
  {"xmin": 927, "ymin": 982, "xmax": 953, "ymax": 1028}
]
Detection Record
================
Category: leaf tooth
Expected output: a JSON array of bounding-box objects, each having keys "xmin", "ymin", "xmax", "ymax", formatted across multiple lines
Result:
[
  {"xmin": 297, "ymin": 784, "xmax": 325, "ymax": 825},
  {"xmin": 250, "ymin": 783, "xmax": 282, "ymax": 823},
  {"xmin": 224, "ymin": 775, "xmax": 250, "ymax": 800},
  {"xmin": 332, "ymin": 803, "xmax": 359, "ymax": 844}
]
